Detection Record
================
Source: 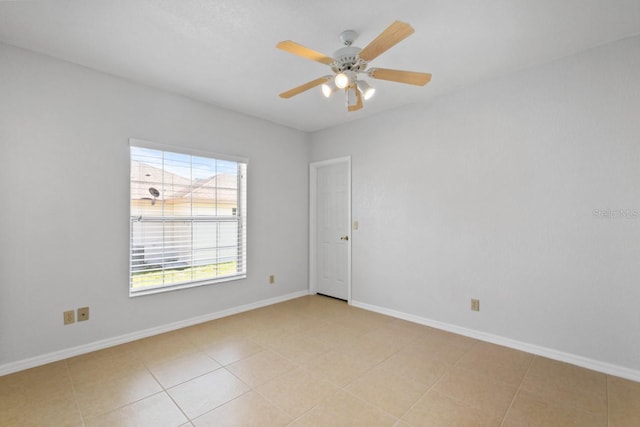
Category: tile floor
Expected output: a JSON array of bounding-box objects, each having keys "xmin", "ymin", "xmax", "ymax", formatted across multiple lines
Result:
[{"xmin": 1, "ymin": 295, "xmax": 639, "ymax": 426}]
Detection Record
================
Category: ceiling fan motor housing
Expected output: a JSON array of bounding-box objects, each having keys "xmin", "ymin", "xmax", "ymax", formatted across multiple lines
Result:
[{"xmin": 331, "ymin": 46, "xmax": 368, "ymax": 74}]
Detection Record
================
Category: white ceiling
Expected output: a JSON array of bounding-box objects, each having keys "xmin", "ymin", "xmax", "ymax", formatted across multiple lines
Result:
[{"xmin": 1, "ymin": 0, "xmax": 639, "ymax": 132}]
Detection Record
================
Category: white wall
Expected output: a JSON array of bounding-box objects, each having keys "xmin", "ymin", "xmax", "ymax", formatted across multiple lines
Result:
[
  {"xmin": 0, "ymin": 43, "xmax": 310, "ymax": 368},
  {"xmin": 311, "ymin": 36, "xmax": 640, "ymax": 373}
]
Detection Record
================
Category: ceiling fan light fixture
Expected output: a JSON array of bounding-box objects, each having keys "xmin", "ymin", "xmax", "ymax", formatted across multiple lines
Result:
[
  {"xmin": 321, "ymin": 78, "xmax": 338, "ymax": 98},
  {"xmin": 334, "ymin": 72, "xmax": 349, "ymax": 89},
  {"xmin": 357, "ymin": 80, "xmax": 376, "ymax": 100},
  {"xmin": 276, "ymin": 21, "xmax": 431, "ymax": 112}
]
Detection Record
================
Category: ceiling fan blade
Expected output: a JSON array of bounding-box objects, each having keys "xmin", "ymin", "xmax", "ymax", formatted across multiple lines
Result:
[
  {"xmin": 358, "ymin": 21, "xmax": 414, "ymax": 62},
  {"xmin": 279, "ymin": 77, "xmax": 328, "ymax": 99},
  {"xmin": 348, "ymin": 87, "xmax": 363, "ymax": 112},
  {"xmin": 276, "ymin": 40, "xmax": 334, "ymax": 65},
  {"xmin": 369, "ymin": 68, "xmax": 432, "ymax": 86}
]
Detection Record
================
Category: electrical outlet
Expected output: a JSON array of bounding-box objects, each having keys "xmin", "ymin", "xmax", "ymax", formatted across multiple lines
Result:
[
  {"xmin": 269, "ymin": 275, "xmax": 275, "ymax": 284},
  {"xmin": 77, "ymin": 307, "xmax": 89, "ymax": 321},
  {"xmin": 64, "ymin": 310, "xmax": 75, "ymax": 325},
  {"xmin": 471, "ymin": 299, "xmax": 480, "ymax": 312}
]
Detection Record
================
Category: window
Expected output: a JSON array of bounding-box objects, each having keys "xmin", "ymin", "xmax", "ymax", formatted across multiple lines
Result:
[{"xmin": 129, "ymin": 139, "xmax": 247, "ymax": 296}]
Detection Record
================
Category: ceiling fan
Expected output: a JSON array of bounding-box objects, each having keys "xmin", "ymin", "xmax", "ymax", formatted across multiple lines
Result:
[{"xmin": 276, "ymin": 21, "xmax": 432, "ymax": 112}]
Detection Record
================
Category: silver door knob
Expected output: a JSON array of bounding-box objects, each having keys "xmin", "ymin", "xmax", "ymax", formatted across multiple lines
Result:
[{"xmin": 340, "ymin": 235, "xmax": 349, "ymax": 241}]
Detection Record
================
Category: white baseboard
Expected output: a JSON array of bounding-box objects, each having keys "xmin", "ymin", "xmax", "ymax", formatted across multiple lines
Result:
[
  {"xmin": 350, "ymin": 300, "xmax": 640, "ymax": 383},
  {"xmin": 0, "ymin": 290, "xmax": 310, "ymax": 376}
]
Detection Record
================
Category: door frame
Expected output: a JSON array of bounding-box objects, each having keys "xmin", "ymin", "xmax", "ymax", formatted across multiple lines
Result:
[{"xmin": 309, "ymin": 156, "xmax": 352, "ymax": 302}]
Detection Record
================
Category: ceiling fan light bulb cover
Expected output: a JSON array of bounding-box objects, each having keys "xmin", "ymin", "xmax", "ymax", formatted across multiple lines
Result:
[
  {"xmin": 321, "ymin": 81, "xmax": 337, "ymax": 98},
  {"xmin": 335, "ymin": 72, "xmax": 349, "ymax": 89},
  {"xmin": 364, "ymin": 87, "xmax": 375, "ymax": 100},
  {"xmin": 357, "ymin": 80, "xmax": 376, "ymax": 100}
]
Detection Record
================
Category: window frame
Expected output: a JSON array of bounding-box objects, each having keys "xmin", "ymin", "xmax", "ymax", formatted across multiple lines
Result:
[{"xmin": 128, "ymin": 138, "xmax": 248, "ymax": 297}]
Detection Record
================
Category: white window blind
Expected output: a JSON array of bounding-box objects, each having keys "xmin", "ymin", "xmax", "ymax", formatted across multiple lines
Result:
[{"xmin": 129, "ymin": 140, "xmax": 247, "ymax": 295}]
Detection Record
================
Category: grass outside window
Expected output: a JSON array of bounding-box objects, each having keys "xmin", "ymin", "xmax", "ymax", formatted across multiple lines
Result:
[{"xmin": 131, "ymin": 262, "xmax": 237, "ymax": 289}]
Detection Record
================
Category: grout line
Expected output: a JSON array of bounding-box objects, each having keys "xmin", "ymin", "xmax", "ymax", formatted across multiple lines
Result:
[
  {"xmin": 396, "ymin": 364, "xmax": 449, "ymax": 424},
  {"xmin": 453, "ymin": 339, "xmax": 480, "ymax": 367},
  {"xmin": 84, "ymin": 390, "xmax": 171, "ymax": 424},
  {"xmin": 498, "ymin": 354, "xmax": 535, "ymax": 426},
  {"xmin": 64, "ymin": 359, "xmax": 87, "ymax": 427},
  {"xmin": 340, "ymin": 387, "xmax": 401, "ymax": 422},
  {"xmin": 164, "ymin": 388, "xmax": 196, "ymax": 424},
  {"xmin": 188, "ymin": 388, "xmax": 253, "ymax": 425},
  {"xmin": 138, "ymin": 351, "xmax": 194, "ymax": 424},
  {"xmin": 506, "ymin": 355, "xmax": 610, "ymax": 419}
]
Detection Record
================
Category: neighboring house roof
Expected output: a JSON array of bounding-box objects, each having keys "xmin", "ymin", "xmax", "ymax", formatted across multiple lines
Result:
[
  {"xmin": 131, "ymin": 160, "xmax": 238, "ymax": 203},
  {"xmin": 189, "ymin": 175, "xmax": 238, "ymax": 201}
]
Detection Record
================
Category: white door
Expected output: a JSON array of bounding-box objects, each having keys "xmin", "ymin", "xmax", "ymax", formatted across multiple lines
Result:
[{"xmin": 312, "ymin": 158, "xmax": 350, "ymax": 300}]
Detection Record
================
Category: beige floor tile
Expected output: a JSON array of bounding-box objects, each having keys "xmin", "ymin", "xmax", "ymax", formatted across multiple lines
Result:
[
  {"xmin": 341, "ymin": 333, "xmax": 402, "ymax": 365},
  {"xmin": 0, "ymin": 361, "xmax": 69, "ymax": 388},
  {"xmin": 285, "ymin": 296, "xmax": 349, "ymax": 321},
  {"xmin": 84, "ymin": 391, "xmax": 188, "ymax": 427},
  {"xmin": 207, "ymin": 315, "xmax": 263, "ymax": 339},
  {"xmin": 265, "ymin": 332, "xmax": 333, "ymax": 364},
  {"xmin": 242, "ymin": 306, "xmax": 283, "ymax": 320},
  {"xmin": 304, "ymin": 348, "xmax": 381, "ymax": 387},
  {"xmin": 378, "ymin": 347, "xmax": 449, "ymax": 387},
  {"xmin": 0, "ymin": 388, "xmax": 83, "ymax": 427},
  {"xmin": 502, "ymin": 389, "xmax": 606, "ymax": 426},
  {"xmin": 226, "ymin": 350, "xmax": 297, "ymax": 387},
  {"xmin": 431, "ymin": 367, "xmax": 518, "ymax": 419},
  {"xmin": 255, "ymin": 367, "xmax": 340, "ymax": 418},
  {"xmin": 388, "ymin": 318, "xmax": 437, "ymax": 338},
  {"xmin": 202, "ymin": 337, "xmax": 264, "ymax": 365},
  {"xmin": 346, "ymin": 364, "xmax": 432, "ymax": 417},
  {"xmin": 67, "ymin": 344, "xmax": 146, "ymax": 386},
  {"xmin": 411, "ymin": 330, "xmax": 477, "ymax": 365},
  {"xmin": 4, "ymin": 296, "xmax": 640, "ymax": 427},
  {"xmin": 66, "ymin": 342, "xmax": 139, "ymax": 368},
  {"xmin": 248, "ymin": 315, "xmax": 318, "ymax": 347},
  {"xmin": 131, "ymin": 330, "xmax": 201, "ymax": 365},
  {"xmin": 0, "ymin": 361, "xmax": 70, "ymax": 399},
  {"xmin": 608, "ymin": 375, "xmax": 640, "ymax": 426},
  {"xmin": 147, "ymin": 351, "xmax": 222, "ymax": 388},
  {"xmin": 181, "ymin": 322, "xmax": 236, "ymax": 347},
  {"xmin": 455, "ymin": 342, "xmax": 533, "ymax": 386},
  {"xmin": 402, "ymin": 390, "xmax": 502, "ymax": 426},
  {"xmin": 247, "ymin": 324, "xmax": 297, "ymax": 347},
  {"xmin": 0, "ymin": 361, "xmax": 75, "ymax": 412},
  {"xmin": 331, "ymin": 307, "xmax": 394, "ymax": 334},
  {"xmin": 193, "ymin": 391, "xmax": 292, "ymax": 427},
  {"xmin": 167, "ymin": 368, "xmax": 250, "ymax": 419},
  {"xmin": 364, "ymin": 320, "xmax": 428, "ymax": 349},
  {"xmin": 0, "ymin": 415, "xmax": 83, "ymax": 427},
  {"xmin": 302, "ymin": 321, "xmax": 361, "ymax": 348},
  {"xmin": 293, "ymin": 297, "xmax": 338, "ymax": 312},
  {"xmin": 289, "ymin": 389, "xmax": 397, "ymax": 427},
  {"xmin": 520, "ymin": 357, "xmax": 607, "ymax": 414},
  {"xmin": 74, "ymin": 368, "xmax": 163, "ymax": 418}
]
